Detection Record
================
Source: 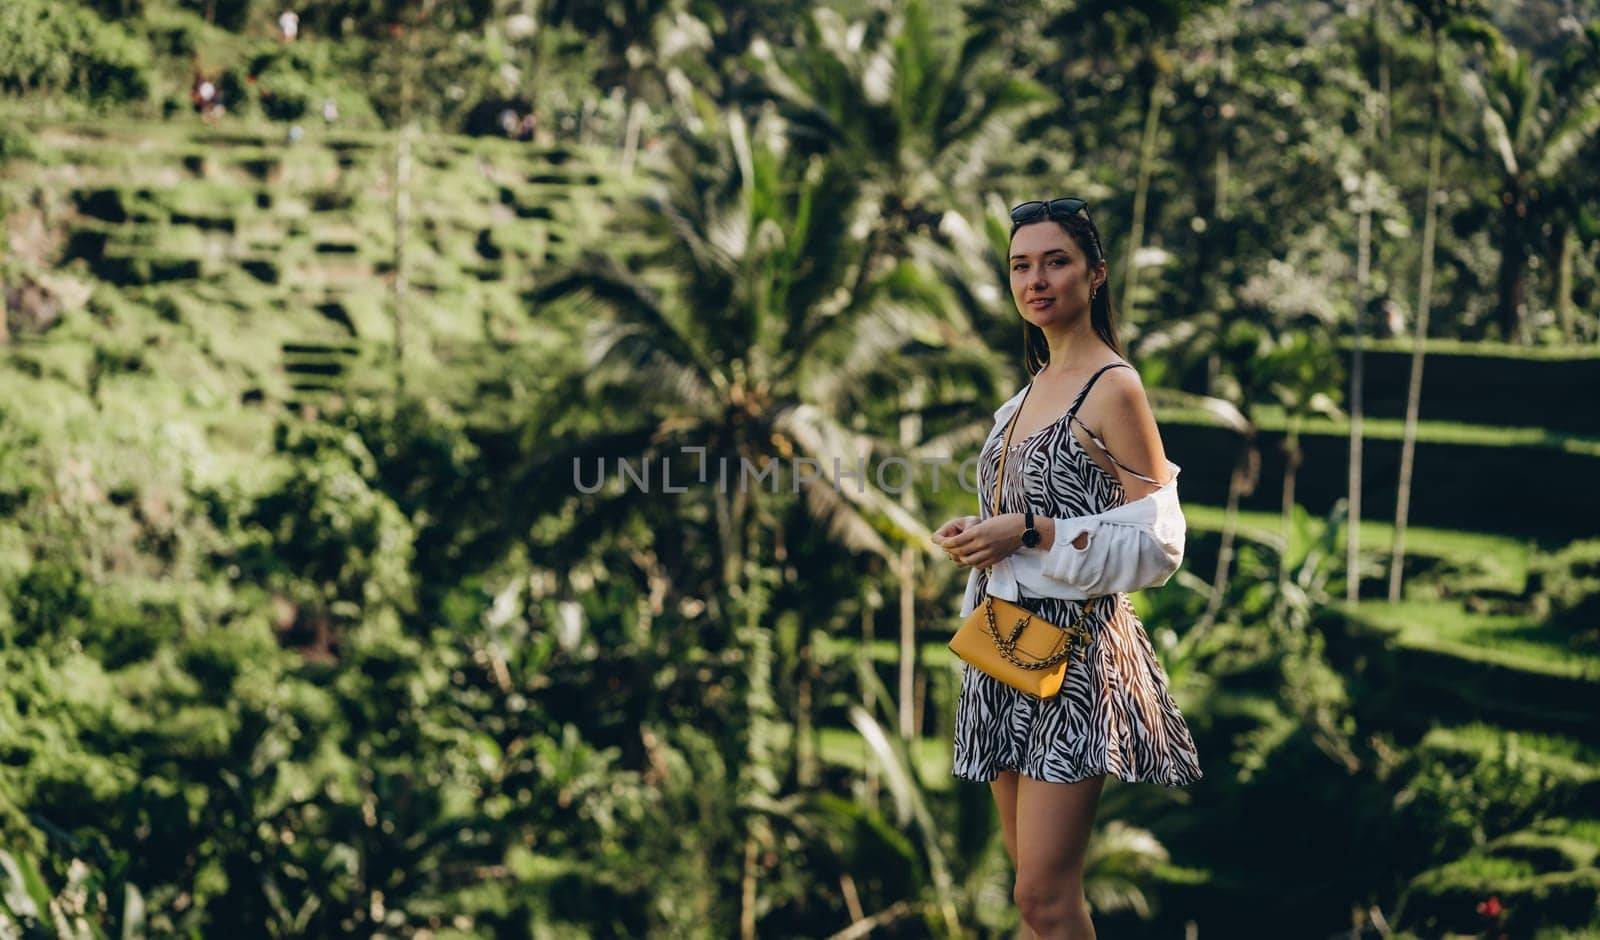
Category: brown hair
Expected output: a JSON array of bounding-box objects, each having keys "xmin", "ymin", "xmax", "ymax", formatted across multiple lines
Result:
[{"xmin": 1010, "ymin": 212, "xmax": 1122, "ymax": 375}]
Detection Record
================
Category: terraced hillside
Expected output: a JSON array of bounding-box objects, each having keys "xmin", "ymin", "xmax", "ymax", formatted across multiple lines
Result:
[
  {"xmin": 1161, "ymin": 354, "xmax": 1600, "ymax": 934},
  {"xmin": 5, "ymin": 119, "xmax": 1597, "ymax": 937},
  {"xmin": 2, "ymin": 119, "xmax": 638, "ymax": 450}
]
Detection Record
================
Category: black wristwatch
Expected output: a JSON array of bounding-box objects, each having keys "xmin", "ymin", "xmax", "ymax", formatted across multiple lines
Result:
[{"xmin": 1021, "ymin": 510, "xmax": 1041, "ymax": 549}]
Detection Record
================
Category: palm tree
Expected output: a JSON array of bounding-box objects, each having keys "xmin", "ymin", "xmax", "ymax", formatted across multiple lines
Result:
[
  {"xmin": 1045, "ymin": 0, "xmax": 1225, "ymax": 325},
  {"xmin": 1348, "ymin": 0, "xmax": 1391, "ymax": 604},
  {"xmin": 1547, "ymin": 21, "xmax": 1600, "ymax": 342},
  {"xmin": 1452, "ymin": 25, "xmax": 1600, "ymax": 344},
  {"xmin": 750, "ymin": 0, "xmax": 1038, "ymax": 741},
  {"xmin": 752, "ymin": 0, "xmax": 1049, "ymax": 249},
  {"xmin": 530, "ymin": 111, "xmax": 989, "ymax": 938},
  {"xmin": 1388, "ymin": 0, "xmax": 1456, "ymax": 603}
]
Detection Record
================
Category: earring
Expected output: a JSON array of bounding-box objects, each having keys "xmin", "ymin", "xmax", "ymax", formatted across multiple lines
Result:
[{"xmin": 1091, "ymin": 285, "xmax": 1099, "ymax": 300}]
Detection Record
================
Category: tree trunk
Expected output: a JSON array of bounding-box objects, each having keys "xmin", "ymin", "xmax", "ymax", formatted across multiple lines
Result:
[
  {"xmin": 1280, "ymin": 421, "xmax": 1301, "ymax": 590},
  {"xmin": 740, "ymin": 832, "xmax": 760, "ymax": 940},
  {"xmin": 797, "ymin": 628, "xmax": 818, "ymax": 788},
  {"xmin": 897, "ymin": 384, "xmax": 923, "ymax": 742},
  {"xmin": 1378, "ymin": 0, "xmax": 1392, "ymax": 144},
  {"xmin": 736, "ymin": 535, "xmax": 775, "ymax": 940},
  {"xmin": 1121, "ymin": 66, "xmax": 1167, "ymax": 324},
  {"xmin": 897, "ymin": 548, "xmax": 916, "ymax": 742},
  {"xmin": 1198, "ymin": 444, "xmax": 1253, "ymax": 633},
  {"xmin": 392, "ymin": 130, "xmax": 410, "ymax": 388},
  {"xmin": 1555, "ymin": 222, "xmax": 1576, "ymax": 342},
  {"xmin": 860, "ymin": 600, "xmax": 879, "ymax": 810},
  {"xmin": 1497, "ymin": 191, "xmax": 1528, "ymax": 344},
  {"xmin": 1389, "ymin": 32, "xmax": 1444, "ymax": 603},
  {"xmin": 1349, "ymin": 101, "xmax": 1375, "ymax": 603},
  {"xmin": 716, "ymin": 481, "xmax": 748, "ymax": 594}
]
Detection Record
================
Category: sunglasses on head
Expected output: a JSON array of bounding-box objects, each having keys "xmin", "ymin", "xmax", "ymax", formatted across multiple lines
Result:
[
  {"xmin": 1010, "ymin": 197, "xmax": 1104, "ymax": 259},
  {"xmin": 1009, "ymin": 197, "xmax": 1089, "ymax": 225}
]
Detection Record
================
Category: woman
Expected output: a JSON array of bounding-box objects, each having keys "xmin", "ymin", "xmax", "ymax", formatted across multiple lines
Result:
[{"xmin": 931, "ymin": 197, "xmax": 1201, "ymax": 940}]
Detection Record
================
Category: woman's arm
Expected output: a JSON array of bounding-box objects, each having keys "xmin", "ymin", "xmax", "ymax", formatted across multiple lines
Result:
[
  {"xmin": 1032, "ymin": 366, "xmax": 1168, "ymax": 552},
  {"xmin": 1079, "ymin": 367, "xmax": 1168, "ymax": 495},
  {"xmin": 1020, "ymin": 368, "xmax": 1184, "ymax": 597},
  {"xmin": 965, "ymin": 478, "xmax": 1187, "ymax": 602}
]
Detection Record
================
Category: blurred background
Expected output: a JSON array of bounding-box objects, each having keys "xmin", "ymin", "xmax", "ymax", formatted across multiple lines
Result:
[{"xmin": 2, "ymin": 0, "xmax": 1599, "ymax": 936}]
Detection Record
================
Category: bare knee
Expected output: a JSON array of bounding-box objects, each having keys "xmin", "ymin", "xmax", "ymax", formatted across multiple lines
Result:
[{"xmin": 1014, "ymin": 871, "xmax": 1087, "ymax": 932}]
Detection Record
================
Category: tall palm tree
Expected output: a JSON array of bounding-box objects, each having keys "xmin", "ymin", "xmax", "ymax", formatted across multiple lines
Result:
[
  {"xmin": 530, "ymin": 111, "xmax": 990, "ymax": 938},
  {"xmin": 751, "ymin": 0, "xmax": 1038, "ymax": 740},
  {"xmin": 753, "ymin": 0, "xmax": 1050, "ymax": 248},
  {"xmin": 1046, "ymin": 0, "xmax": 1225, "ymax": 325},
  {"xmin": 1389, "ymin": 0, "xmax": 1458, "ymax": 603},
  {"xmin": 1348, "ymin": 0, "xmax": 1390, "ymax": 604},
  {"xmin": 1546, "ymin": 21, "xmax": 1600, "ymax": 342},
  {"xmin": 1452, "ymin": 25, "xmax": 1600, "ymax": 344}
]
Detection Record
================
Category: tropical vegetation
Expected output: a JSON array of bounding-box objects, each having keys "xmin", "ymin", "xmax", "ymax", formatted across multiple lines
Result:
[{"xmin": 2, "ymin": 0, "xmax": 1599, "ymax": 937}]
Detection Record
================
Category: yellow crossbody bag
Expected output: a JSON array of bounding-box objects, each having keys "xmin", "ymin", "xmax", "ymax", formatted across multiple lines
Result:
[{"xmin": 948, "ymin": 383, "xmax": 1100, "ymax": 698}]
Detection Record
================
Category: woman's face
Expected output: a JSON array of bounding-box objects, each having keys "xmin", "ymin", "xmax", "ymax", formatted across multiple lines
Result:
[{"xmin": 1008, "ymin": 221, "xmax": 1104, "ymax": 328}]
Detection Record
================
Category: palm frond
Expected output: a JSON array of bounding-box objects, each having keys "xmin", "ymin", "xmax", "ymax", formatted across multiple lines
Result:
[
  {"xmin": 585, "ymin": 322, "xmax": 722, "ymax": 418},
  {"xmin": 1534, "ymin": 85, "xmax": 1600, "ymax": 182},
  {"xmin": 1144, "ymin": 388, "xmax": 1254, "ymax": 437},
  {"xmin": 798, "ymin": 479, "xmax": 893, "ymax": 557},
  {"xmin": 775, "ymin": 404, "xmax": 936, "ymax": 552},
  {"xmin": 786, "ymin": 257, "xmax": 956, "ymax": 377},
  {"xmin": 846, "ymin": 705, "xmax": 962, "ymax": 937},
  {"xmin": 1459, "ymin": 70, "xmax": 1517, "ymax": 175},
  {"xmin": 534, "ymin": 258, "xmax": 727, "ymax": 399},
  {"xmin": 1082, "ymin": 820, "xmax": 1170, "ymax": 919}
]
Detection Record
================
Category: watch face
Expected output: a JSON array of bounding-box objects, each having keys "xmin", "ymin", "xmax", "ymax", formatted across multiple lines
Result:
[{"xmin": 1021, "ymin": 529, "xmax": 1041, "ymax": 548}]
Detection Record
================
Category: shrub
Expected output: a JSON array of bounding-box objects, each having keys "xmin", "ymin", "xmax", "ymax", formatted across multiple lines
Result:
[
  {"xmin": 169, "ymin": 0, "xmax": 257, "ymax": 32},
  {"xmin": 0, "ymin": 126, "xmax": 34, "ymax": 166},
  {"xmin": 0, "ymin": 0, "xmax": 153, "ymax": 103},
  {"xmin": 1528, "ymin": 539, "xmax": 1600, "ymax": 650}
]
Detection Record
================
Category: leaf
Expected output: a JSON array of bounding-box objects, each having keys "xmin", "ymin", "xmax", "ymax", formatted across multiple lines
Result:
[
  {"xmin": 120, "ymin": 883, "xmax": 145, "ymax": 940},
  {"xmin": 0, "ymin": 849, "xmax": 41, "ymax": 919},
  {"xmin": 1461, "ymin": 70, "xmax": 1518, "ymax": 175},
  {"xmin": 845, "ymin": 706, "xmax": 962, "ymax": 935}
]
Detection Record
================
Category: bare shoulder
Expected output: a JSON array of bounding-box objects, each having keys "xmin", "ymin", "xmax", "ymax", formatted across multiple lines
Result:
[
  {"xmin": 1077, "ymin": 361, "xmax": 1169, "ymax": 490},
  {"xmin": 1087, "ymin": 362, "xmax": 1153, "ymax": 419}
]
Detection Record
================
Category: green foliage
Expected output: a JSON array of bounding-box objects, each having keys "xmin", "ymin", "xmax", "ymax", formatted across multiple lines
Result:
[
  {"xmin": 1529, "ymin": 539, "xmax": 1600, "ymax": 645},
  {"xmin": 170, "ymin": 0, "xmax": 259, "ymax": 32},
  {"xmin": 0, "ymin": 126, "xmax": 34, "ymax": 166},
  {"xmin": 0, "ymin": 0, "xmax": 152, "ymax": 103},
  {"xmin": 242, "ymin": 419, "xmax": 417, "ymax": 627},
  {"xmin": 0, "ymin": 0, "xmax": 1598, "ymax": 936},
  {"xmin": 1392, "ymin": 727, "xmax": 1600, "ymax": 863},
  {"xmin": 245, "ymin": 48, "xmax": 319, "ymax": 122}
]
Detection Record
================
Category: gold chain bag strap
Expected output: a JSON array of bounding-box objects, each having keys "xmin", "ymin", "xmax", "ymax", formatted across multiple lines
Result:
[{"xmin": 947, "ymin": 383, "xmax": 1101, "ymax": 699}]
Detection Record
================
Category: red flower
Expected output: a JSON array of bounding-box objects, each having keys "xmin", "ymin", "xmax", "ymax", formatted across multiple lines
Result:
[{"xmin": 1476, "ymin": 896, "xmax": 1503, "ymax": 919}]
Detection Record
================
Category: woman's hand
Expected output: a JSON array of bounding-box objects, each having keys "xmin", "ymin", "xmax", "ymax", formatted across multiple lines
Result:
[
  {"xmin": 932, "ymin": 515, "xmax": 979, "ymax": 542},
  {"xmin": 931, "ymin": 516, "xmax": 978, "ymax": 564},
  {"xmin": 933, "ymin": 514, "xmax": 1025, "ymax": 569}
]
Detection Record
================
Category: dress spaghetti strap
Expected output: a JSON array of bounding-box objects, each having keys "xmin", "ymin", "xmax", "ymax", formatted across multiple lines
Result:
[
  {"xmin": 1066, "ymin": 362, "xmax": 1131, "ymax": 417},
  {"xmin": 1066, "ymin": 362, "xmax": 1162, "ymax": 485}
]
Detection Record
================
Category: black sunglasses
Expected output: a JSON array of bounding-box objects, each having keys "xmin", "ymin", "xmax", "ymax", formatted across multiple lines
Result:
[
  {"xmin": 1009, "ymin": 197, "xmax": 1089, "ymax": 224},
  {"xmin": 1010, "ymin": 197, "xmax": 1104, "ymax": 258}
]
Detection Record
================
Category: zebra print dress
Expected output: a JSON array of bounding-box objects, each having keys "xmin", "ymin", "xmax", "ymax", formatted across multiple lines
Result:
[{"xmin": 951, "ymin": 364, "xmax": 1203, "ymax": 788}]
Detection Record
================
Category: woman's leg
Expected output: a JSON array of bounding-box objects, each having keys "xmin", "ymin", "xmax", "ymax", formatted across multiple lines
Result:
[
  {"xmin": 988, "ymin": 772, "xmax": 1032, "ymax": 940},
  {"xmin": 989, "ymin": 771, "xmax": 1022, "ymax": 868},
  {"xmin": 1013, "ymin": 773, "xmax": 1106, "ymax": 940}
]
